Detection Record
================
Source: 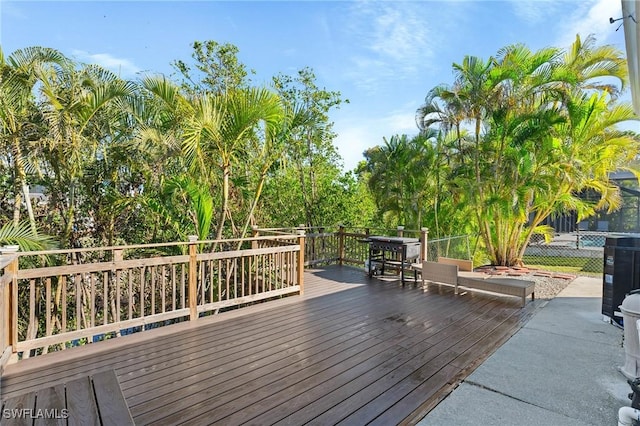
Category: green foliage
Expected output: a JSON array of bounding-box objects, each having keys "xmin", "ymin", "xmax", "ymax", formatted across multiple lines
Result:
[
  {"xmin": 270, "ymin": 68, "xmax": 353, "ymax": 227},
  {"xmin": 0, "ymin": 41, "xmax": 363, "ymax": 249},
  {"xmin": 0, "ymin": 221, "xmax": 57, "ymax": 251},
  {"xmin": 172, "ymin": 40, "xmax": 254, "ymax": 95},
  {"xmin": 365, "ymin": 34, "xmax": 640, "ymax": 266},
  {"xmin": 360, "ymin": 132, "xmax": 474, "ymax": 237}
]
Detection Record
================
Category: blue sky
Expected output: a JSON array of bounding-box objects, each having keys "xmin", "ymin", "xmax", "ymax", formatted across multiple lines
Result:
[{"xmin": 0, "ymin": 0, "xmax": 635, "ymax": 171}]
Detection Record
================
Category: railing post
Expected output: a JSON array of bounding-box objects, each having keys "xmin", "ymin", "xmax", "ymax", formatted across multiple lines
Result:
[
  {"xmin": 298, "ymin": 224, "xmax": 308, "ymax": 264},
  {"xmin": 420, "ymin": 228, "xmax": 429, "ymax": 263},
  {"xmin": 113, "ymin": 248, "xmax": 123, "ymax": 262},
  {"xmin": 338, "ymin": 225, "xmax": 345, "ymax": 266},
  {"xmin": 297, "ymin": 230, "xmax": 305, "ymax": 295},
  {"xmin": 397, "ymin": 225, "xmax": 404, "ymax": 238},
  {"xmin": 251, "ymin": 225, "xmax": 259, "ymax": 250},
  {"xmin": 188, "ymin": 235, "xmax": 198, "ymax": 321}
]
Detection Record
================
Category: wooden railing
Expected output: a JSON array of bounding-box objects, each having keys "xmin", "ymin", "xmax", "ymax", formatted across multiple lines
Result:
[
  {"xmin": 256, "ymin": 226, "xmax": 429, "ymax": 267},
  {"xmin": 4, "ymin": 234, "xmax": 304, "ymax": 361}
]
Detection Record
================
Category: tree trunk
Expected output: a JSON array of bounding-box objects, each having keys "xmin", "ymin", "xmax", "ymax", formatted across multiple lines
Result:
[
  {"xmin": 22, "ymin": 183, "xmax": 37, "ymax": 234},
  {"xmin": 11, "ymin": 135, "xmax": 24, "ymax": 226},
  {"xmin": 213, "ymin": 162, "xmax": 230, "ymax": 251},
  {"xmin": 237, "ymin": 170, "xmax": 268, "ymax": 250}
]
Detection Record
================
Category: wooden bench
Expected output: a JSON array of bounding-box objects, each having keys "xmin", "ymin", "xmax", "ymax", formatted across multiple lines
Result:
[
  {"xmin": 411, "ymin": 256, "xmax": 474, "ymax": 276},
  {"xmin": 0, "ymin": 369, "xmax": 133, "ymax": 425},
  {"xmin": 421, "ymin": 261, "xmax": 535, "ymax": 307},
  {"xmin": 436, "ymin": 256, "xmax": 474, "ymax": 272}
]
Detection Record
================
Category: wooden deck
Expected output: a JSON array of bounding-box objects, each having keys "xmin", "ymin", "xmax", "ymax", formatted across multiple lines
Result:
[{"xmin": 0, "ymin": 266, "xmax": 539, "ymax": 425}]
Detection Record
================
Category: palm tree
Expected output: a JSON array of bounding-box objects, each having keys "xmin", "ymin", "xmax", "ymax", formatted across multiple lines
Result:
[
  {"xmin": 37, "ymin": 62, "xmax": 137, "ymax": 247},
  {"xmin": 182, "ymin": 87, "xmax": 283, "ymax": 241},
  {"xmin": 415, "ymin": 35, "xmax": 639, "ymax": 265},
  {"xmin": 0, "ymin": 221, "xmax": 56, "ymax": 251},
  {"xmin": 236, "ymin": 103, "xmax": 309, "ymax": 243},
  {"xmin": 0, "ymin": 46, "xmax": 69, "ymax": 230}
]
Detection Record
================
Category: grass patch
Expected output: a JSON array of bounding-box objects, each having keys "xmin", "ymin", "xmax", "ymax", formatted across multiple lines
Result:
[{"xmin": 522, "ymin": 255, "xmax": 602, "ymax": 277}]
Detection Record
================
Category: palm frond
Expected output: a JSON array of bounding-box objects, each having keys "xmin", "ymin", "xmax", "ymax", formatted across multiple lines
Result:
[{"xmin": 0, "ymin": 221, "xmax": 57, "ymax": 251}]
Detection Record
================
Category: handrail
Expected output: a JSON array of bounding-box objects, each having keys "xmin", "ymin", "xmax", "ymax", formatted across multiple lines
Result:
[
  {"xmin": 13, "ymin": 234, "xmax": 299, "ymax": 257},
  {"xmin": 6, "ymin": 226, "xmax": 470, "ymax": 363},
  {"xmin": 255, "ymin": 226, "xmax": 430, "ymax": 268},
  {"xmin": 7, "ymin": 234, "xmax": 305, "ymax": 361},
  {"xmin": 0, "ymin": 255, "xmax": 17, "ymax": 270}
]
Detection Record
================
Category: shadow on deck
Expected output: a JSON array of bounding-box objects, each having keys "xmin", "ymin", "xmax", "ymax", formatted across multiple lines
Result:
[{"xmin": 0, "ymin": 265, "xmax": 540, "ymax": 425}]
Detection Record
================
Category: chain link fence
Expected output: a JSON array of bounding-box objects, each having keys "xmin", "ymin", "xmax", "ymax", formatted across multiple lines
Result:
[{"xmin": 524, "ymin": 231, "xmax": 608, "ymax": 276}]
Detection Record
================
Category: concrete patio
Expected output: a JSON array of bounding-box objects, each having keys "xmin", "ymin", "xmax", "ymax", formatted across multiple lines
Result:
[{"xmin": 421, "ymin": 276, "xmax": 629, "ymax": 425}]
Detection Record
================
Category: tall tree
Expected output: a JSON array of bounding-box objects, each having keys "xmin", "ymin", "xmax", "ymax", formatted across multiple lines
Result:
[
  {"xmin": 172, "ymin": 40, "xmax": 254, "ymax": 96},
  {"xmin": 0, "ymin": 46, "xmax": 69, "ymax": 230},
  {"xmin": 38, "ymin": 63, "xmax": 136, "ymax": 247},
  {"xmin": 272, "ymin": 67, "xmax": 347, "ymax": 227},
  {"xmin": 412, "ymin": 35, "xmax": 639, "ymax": 265}
]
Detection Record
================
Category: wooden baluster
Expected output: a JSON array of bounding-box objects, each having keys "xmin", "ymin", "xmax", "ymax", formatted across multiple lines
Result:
[
  {"xmin": 29, "ymin": 279, "xmax": 36, "ymax": 339},
  {"xmin": 101, "ymin": 272, "xmax": 107, "ymax": 326},
  {"xmin": 209, "ymin": 260, "xmax": 214, "ymax": 304},
  {"xmin": 248, "ymin": 256, "xmax": 253, "ymax": 296},
  {"xmin": 128, "ymin": 272, "xmax": 133, "ymax": 320},
  {"xmin": 172, "ymin": 264, "xmax": 176, "ymax": 312},
  {"xmin": 201, "ymin": 261, "xmax": 206, "ymax": 304},
  {"xmin": 140, "ymin": 266, "xmax": 145, "ymax": 318},
  {"xmin": 188, "ymin": 236, "xmax": 198, "ymax": 321},
  {"xmin": 115, "ymin": 270, "xmax": 121, "ymax": 324},
  {"xmin": 278, "ymin": 253, "xmax": 284, "ymax": 288},
  {"xmin": 226, "ymin": 259, "xmax": 231, "ymax": 298},
  {"xmin": 151, "ymin": 266, "xmax": 156, "ymax": 316},
  {"xmin": 241, "ymin": 256, "xmax": 245, "ymax": 297},
  {"xmin": 338, "ymin": 225, "xmax": 345, "ymax": 266},
  {"xmin": 113, "ymin": 249, "xmax": 123, "ymax": 325},
  {"xmin": 46, "ymin": 277, "xmax": 52, "ymax": 336},
  {"xmin": 90, "ymin": 274, "xmax": 95, "ymax": 328},
  {"xmin": 217, "ymin": 259, "xmax": 222, "ymax": 302},
  {"xmin": 234, "ymin": 258, "xmax": 238, "ymax": 297},
  {"xmin": 73, "ymin": 274, "xmax": 80, "ymax": 331},
  {"xmin": 297, "ymin": 230, "xmax": 305, "ymax": 295},
  {"xmin": 260, "ymin": 254, "xmax": 267, "ymax": 291},
  {"xmin": 180, "ymin": 264, "xmax": 185, "ymax": 309},
  {"xmin": 7, "ymin": 257, "xmax": 18, "ymax": 355},
  {"xmin": 161, "ymin": 265, "xmax": 166, "ymax": 313},
  {"xmin": 62, "ymin": 275, "xmax": 68, "ymax": 332}
]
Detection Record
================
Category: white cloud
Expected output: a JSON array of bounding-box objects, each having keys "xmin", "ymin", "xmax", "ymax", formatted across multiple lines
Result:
[
  {"xmin": 555, "ymin": 0, "xmax": 624, "ymax": 48},
  {"xmin": 509, "ymin": 0, "xmax": 561, "ymax": 24},
  {"xmin": 334, "ymin": 107, "xmax": 420, "ymax": 171},
  {"xmin": 342, "ymin": 1, "xmax": 437, "ymax": 91},
  {"xmin": 71, "ymin": 50, "xmax": 141, "ymax": 77}
]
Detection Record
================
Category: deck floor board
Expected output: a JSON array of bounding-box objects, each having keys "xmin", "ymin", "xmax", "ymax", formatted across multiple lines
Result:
[{"xmin": 1, "ymin": 265, "xmax": 539, "ymax": 425}]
